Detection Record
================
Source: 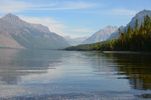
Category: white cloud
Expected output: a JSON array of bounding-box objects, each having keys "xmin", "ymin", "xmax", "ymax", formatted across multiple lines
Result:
[
  {"xmin": 0, "ymin": 14, "xmax": 92, "ymax": 38},
  {"xmin": 28, "ymin": 1, "xmax": 96, "ymax": 11},
  {"xmin": 21, "ymin": 16, "xmax": 94, "ymax": 38},
  {"xmin": 0, "ymin": 0, "xmax": 96, "ymax": 13},
  {"xmin": 70, "ymin": 28, "xmax": 94, "ymax": 33},
  {"xmin": 0, "ymin": 0, "xmax": 96, "ymax": 38},
  {"xmin": 0, "ymin": 0, "xmax": 30, "ymax": 13},
  {"xmin": 64, "ymin": 28, "xmax": 95, "ymax": 38},
  {"xmin": 21, "ymin": 16, "xmax": 66, "ymax": 36},
  {"xmin": 65, "ymin": 1, "xmax": 96, "ymax": 9},
  {"xmin": 110, "ymin": 8, "xmax": 137, "ymax": 16}
]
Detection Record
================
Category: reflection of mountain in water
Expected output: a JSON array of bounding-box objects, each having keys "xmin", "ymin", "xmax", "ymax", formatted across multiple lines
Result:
[
  {"xmin": 80, "ymin": 52, "xmax": 117, "ymax": 73},
  {"xmin": 0, "ymin": 49, "xmax": 64, "ymax": 84},
  {"xmin": 104, "ymin": 53, "xmax": 151, "ymax": 90},
  {"xmin": 0, "ymin": 49, "xmax": 150, "ymax": 91}
]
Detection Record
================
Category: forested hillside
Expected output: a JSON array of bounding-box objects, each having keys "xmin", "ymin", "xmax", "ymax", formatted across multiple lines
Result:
[{"xmin": 66, "ymin": 15, "xmax": 151, "ymax": 51}]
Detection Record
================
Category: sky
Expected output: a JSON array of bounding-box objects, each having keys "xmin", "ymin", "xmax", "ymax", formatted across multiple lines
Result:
[{"xmin": 0, "ymin": 0, "xmax": 151, "ymax": 38}]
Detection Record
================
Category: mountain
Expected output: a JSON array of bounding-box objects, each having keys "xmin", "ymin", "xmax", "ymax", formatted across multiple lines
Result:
[
  {"xmin": 108, "ymin": 26, "xmax": 124, "ymax": 40},
  {"xmin": 109, "ymin": 10, "xmax": 151, "ymax": 40},
  {"xmin": 83, "ymin": 26, "xmax": 118, "ymax": 44},
  {"xmin": 128, "ymin": 9, "xmax": 151, "ymax": 28},
  {"xmin": 65, "ymin": 9, "xmax": 151, "ymax": 51},
  {"xmin": 65, "ymin": 36, "xmax": 88, "ymax": 46},
  {"xmin": 0, "ymin": 13, "xmax": 69, "ymax": 49}
]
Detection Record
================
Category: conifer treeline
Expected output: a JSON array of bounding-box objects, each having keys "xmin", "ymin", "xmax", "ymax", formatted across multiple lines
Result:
[{"xmin": 91, "ymin": 15, "xmax": 151, "ymax": 51}]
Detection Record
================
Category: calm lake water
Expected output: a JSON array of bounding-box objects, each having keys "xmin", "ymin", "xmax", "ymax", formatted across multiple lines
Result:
[{"xmin": 0, "ymin": 49, "xmax": 150, "ymax": 100}]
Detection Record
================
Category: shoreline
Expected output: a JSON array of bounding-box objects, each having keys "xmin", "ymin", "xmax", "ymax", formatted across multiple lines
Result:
[{"xmin": 103, "ymin": 51, "xmax": 151, "ymax": 54}]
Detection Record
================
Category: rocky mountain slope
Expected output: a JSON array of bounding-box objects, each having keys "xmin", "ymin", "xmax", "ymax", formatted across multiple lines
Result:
[
  {"xmin": 109, "ymin": 10, "xmax": 151, "ymax": 39},
  {"xmin": 83, "ymin": 26, "xmax": 118, "ymax": 44},
  {"xmin": 0, "ymin": 13, "xmax": 69, "ymax": 49}
]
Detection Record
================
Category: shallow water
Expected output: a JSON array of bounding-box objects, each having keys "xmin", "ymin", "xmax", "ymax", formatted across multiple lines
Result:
[{"xmin": 0, "ymin": 49, "xmax": 150, "ymax": 100}]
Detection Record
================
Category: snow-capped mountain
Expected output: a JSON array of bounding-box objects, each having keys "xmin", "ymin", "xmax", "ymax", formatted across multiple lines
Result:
[
  {"xmin": 0, "ymin": 13, "xmax": 69, "ymax": 49},
  {"xmin": 83, "ymin": 26, "xmax": 118, "ymax": 44}
]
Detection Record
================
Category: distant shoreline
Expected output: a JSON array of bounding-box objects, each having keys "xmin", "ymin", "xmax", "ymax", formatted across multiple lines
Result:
[
  {"xmin": 0, "ymin": 47, "xmax": 151, "ymax": 55},
  {"xmin": 103, "ymin": 51, "xmax": 151, "ymax": 55},
  {"xmin": 64, "ymin": 47, "xmax": 151, "ymax": 54}
]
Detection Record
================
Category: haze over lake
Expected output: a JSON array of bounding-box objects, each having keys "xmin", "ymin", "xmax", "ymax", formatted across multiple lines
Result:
[
  {"xmin": 0, "ymin": 0, "xmax": 151, "ymax": 100},
  {"xmin": 0, "ymin": 48, "xmax": 150, "ymax": 100}
]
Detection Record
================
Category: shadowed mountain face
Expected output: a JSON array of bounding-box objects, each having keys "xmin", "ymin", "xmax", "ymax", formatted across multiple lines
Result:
[{"xmin": 0, "ymin": 13, "xmax": 69, "ymax": 49}]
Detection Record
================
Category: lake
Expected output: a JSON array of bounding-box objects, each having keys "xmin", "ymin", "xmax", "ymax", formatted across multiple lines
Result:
[{"xmin": 0, "ymin": 48, "xmax": 150, "ymax": 100}]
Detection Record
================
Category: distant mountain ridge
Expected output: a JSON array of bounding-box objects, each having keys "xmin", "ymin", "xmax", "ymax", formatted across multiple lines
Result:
[
  {"xmin": 65, "ymin": 36, "xmax": 88, "ymax": 46},
  {"xmin": 83, "ymin": 26, "xmax": 118, "ymax": 44},
  {"xmin": 0, "ymin": 13, "xmax": 69, "ymax": 49},
  {"xmin": 65, "ymin": 9, "xmax": 151, "ymax": 51}
]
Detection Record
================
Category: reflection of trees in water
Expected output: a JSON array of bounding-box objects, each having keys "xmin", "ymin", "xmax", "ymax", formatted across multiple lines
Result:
[
  {"xmin": 0, "ymin": 49, "xmax": 150, "ymax": 90},
  {"xmin": 0, "ymin": 49, "xmax": 64, "ymax": 85},
  {"xmin": 80, "ymin": 52, "xmax": 118, "ymax": 74},
  {"xmin": 81, "ymin": 51, "xmax": 151, "ymax": 90},
  {"xmin": 104, "ymin": 53, "xmax": 151, "ymax": 90}
]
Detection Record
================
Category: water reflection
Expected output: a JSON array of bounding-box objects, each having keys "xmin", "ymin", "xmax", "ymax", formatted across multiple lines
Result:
[
  {"xmin": 80, "ymin": 51, "xmax": 151, "ymax": 91},
  {"xmin": 81, "ymin": 52, "xmax": 117, "ymax": 74},
  {"xmin": 0, "ymin": 49, "xmax": 150, "ymax": 99},
  {"xmin": 104, "ymin": 53, "xmax": 151, "ymax": 90},
  {"xmin": 0, "ymin": 49, "xmax": 64, "ymax": 85}
]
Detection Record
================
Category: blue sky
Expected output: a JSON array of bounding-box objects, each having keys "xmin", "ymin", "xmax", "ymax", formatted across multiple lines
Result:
[{"xmin": 0, "ymin": 0, "xmax": 151, "ymax": 38}]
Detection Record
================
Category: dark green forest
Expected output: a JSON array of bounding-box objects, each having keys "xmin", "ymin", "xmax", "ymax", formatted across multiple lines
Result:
[{"xmin": 66, "ymin": 15, "xmax": 151, "ymax": 51}]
